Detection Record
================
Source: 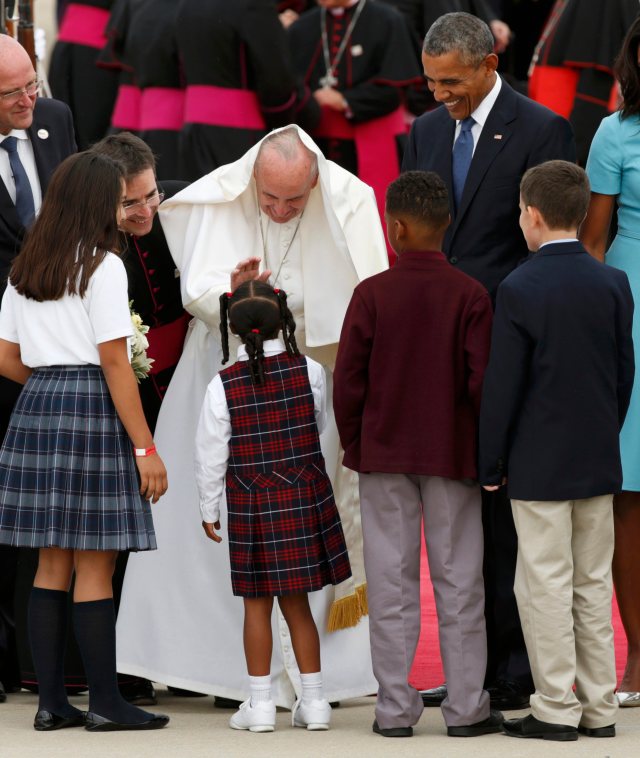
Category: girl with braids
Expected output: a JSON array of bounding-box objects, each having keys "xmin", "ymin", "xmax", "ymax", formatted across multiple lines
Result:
[{"xmin": 195, "ymin": 280, "xmax": 351, "ymax": 733}]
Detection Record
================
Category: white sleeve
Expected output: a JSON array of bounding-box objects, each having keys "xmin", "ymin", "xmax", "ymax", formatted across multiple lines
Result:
[
  {"xmin": 305, "ymin": 356, "xmax": 327, "ymax": 434},
  {"xmin": 195, "ymin": 374, "xmax": 231, "ymax": 523},
  {"xmin": 88, "ymin": 254, "xmax": 134, "ymax": 344},
  {"xmin": 0, "ymin": 285, "xmax": 19, "ymax": 343}
]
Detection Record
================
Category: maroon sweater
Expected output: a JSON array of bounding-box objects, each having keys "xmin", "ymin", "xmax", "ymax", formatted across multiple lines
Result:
[{"xmin": 334, "ymin": 250, "xmax": 493, "ymax": 479}]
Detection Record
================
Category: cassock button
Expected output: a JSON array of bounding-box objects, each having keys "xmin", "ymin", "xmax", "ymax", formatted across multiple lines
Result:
[{"xmin": 449, "ymin": 256, "xmax": 458, "ymax": 265}]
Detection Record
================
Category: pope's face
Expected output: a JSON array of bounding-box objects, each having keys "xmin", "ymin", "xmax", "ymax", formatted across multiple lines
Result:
[
  {"xmin": 422, "ymin": 49, "xmax": 498, "ymax": 122},
  {"xmin": 254, "ymin": 152, "xmax": 318, "ymax": 224}
]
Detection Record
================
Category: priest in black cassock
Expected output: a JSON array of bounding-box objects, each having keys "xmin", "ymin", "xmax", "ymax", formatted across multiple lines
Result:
[
  {"xmin": 175, "ymin": 0, "xmax": 317, "ymax": 181},
  {"xmin": 528, "ymin": 0, "xmax": 638, "ymax": 165},
  {"xmin": 288, "ymin": 0, "xmax": 422, "ymax": 261}
]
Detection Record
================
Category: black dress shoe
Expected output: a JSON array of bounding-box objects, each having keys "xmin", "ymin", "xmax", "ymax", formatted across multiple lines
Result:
[
  {"xmin": 420, "ymin": 683, "xmax": 447, "ymax": 707},
  {"xmin": 0, "ymin": 681, "xmax": 6, "ymax": 703},
  {"xmin": 167, "ymin": 686, "xmax": 207, "ymax": 697},
  {"xmin": 578, "ymin": 724, "xmax": 616, "ymax": 738},
  {"xmin": 213, "ymin": 695, "xmax": 242, "ymax": 709},
  {"xmin": 33, "ymin": 709, "xmax": 87, "ymax": 731},
  {"xmin": 85, "ymin": 711, "xmax": 170, "ymax": 732},
  {"xmin": 119, "ymin": 678, "xmax": 157, "ymax": 706},
  {"xmin": 487, "ymin": 680, "xmax": 532, "ymax": 710},
  {"xmin": 372, "ymin": 719, "xmax": 413, "ymax": 737},
  {"xmin": 502, "ymin": 714, "xmax": 578, "ymax": 741},
  {"xmin": 448, "ymin": 708, "xmax": 504, "ymax": 737}
]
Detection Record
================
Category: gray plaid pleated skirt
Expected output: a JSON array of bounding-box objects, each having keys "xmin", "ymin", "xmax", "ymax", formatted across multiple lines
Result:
[{"xmin": 0, "ymin": 365, "xmax": 157, "ymax": 551}]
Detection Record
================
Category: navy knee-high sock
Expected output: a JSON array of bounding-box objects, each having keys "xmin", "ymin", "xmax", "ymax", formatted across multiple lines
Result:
[
  {"xmin": 28, "ymin": 587, "xmax": 80, "ymax": 718},
  {"xmin": 73, "ymin": 598, "xmax": 153, "ymax": 724}
]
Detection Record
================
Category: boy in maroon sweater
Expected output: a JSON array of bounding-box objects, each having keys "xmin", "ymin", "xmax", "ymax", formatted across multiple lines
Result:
[{"xmin": 334, "ymin": 171, "xmax": 499, "ymax": 738}]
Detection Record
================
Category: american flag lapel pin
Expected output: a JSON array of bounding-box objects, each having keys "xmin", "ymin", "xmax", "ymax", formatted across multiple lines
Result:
[{"xmin": 494, "ymin": 134, "xmax": 503, "ymax": 140}]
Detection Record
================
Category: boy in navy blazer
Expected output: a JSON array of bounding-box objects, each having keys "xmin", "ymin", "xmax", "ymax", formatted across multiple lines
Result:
[{"xmin": 479, "ymin": 160, "xmax": 634, "ymax": 741}]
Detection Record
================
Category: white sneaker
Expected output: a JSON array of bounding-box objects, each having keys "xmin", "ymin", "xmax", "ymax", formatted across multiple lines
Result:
[
  {"xmin": 292, "ymin": 698, "xmax": 331, "ymax": 730},
  {"xmin": 230, "ymin": 698, "xmax": 276, "ymax": 732}
]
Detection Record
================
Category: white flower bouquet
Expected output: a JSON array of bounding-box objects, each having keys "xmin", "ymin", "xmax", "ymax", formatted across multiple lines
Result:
[{"xmin": 129, "ymin": 302, "xmax": 154, "ymax": 382}]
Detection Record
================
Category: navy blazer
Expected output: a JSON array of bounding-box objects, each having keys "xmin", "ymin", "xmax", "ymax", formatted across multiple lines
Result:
[
  {"xmin": 0, "ymin": 97, "xmax": 77, "ymax": 299},
  {"xmin": 479, "ymin": 241, "xmax": 635, "ymax": 501},
  {"xmin": 403, "ymin": 79, "xmax": 576, "ymax": 298}
]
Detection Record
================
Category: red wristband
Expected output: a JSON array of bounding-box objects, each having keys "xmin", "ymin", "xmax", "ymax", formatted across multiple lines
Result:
[{"xmin": 133, "ymin": 444, "xmax": 157, "ymax": 457}]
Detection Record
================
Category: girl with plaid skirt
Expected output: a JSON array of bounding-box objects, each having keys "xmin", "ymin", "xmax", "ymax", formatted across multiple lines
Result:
[
  {"xmin": 0, "ymin": 152, "xmax": 169, "ymax": 732},
  {"xmin": 195, "ymin": 281, "xmax": 352, "ymax": 732}
]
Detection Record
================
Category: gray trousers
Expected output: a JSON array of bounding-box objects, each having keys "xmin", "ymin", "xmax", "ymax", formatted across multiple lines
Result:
[{"xmin": 359, "ymin": 472, "xmax": 490, "ymax": 728}]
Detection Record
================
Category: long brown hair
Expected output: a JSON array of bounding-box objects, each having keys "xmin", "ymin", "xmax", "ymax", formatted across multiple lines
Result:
[
  {"xmin": 615, "ymin": 15, "xmax": 640, "ymax": 119},
  {"xmin": 10, "ymin": 152, "xmax": 125, "ymax": 300}
]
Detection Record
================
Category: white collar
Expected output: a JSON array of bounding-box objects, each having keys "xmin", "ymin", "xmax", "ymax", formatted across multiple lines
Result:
[
  {"xmin": 462, "ymin": 75, "xmax": 502, "ymax": 130},
  {"xmin": 237, "ymin": 337, "xmax": 287, "ymax": 361},
  {"xmin": 539, "ymin": 238, "xmax": 579, "ymax": 249},
  {"xmin": 0, "ymin": 129, "xmax": 28, "ymax": 143},
  {"xmin": 330, "ymin": 0, "xmax": 360, "ymax": 16}
]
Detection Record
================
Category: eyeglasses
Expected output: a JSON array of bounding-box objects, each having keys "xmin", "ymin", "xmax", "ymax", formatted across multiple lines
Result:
[
  {"xmin": 122, "ymin": 191, "xmax": 165, "ymax": 216},
  {"xmin": 0, "ymin": 79, "xmax": 41, "ymax": 105}
]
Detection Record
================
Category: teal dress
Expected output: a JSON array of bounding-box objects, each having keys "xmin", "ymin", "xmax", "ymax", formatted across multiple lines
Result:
[{"xmin": 587, "ymin": 112, "xmax": 640, "ymax": 490}]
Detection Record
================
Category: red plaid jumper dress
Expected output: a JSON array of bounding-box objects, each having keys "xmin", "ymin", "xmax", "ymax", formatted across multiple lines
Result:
[{"xmin": 220, "ymin": 352, "xmax": 352, "ymax": 597}]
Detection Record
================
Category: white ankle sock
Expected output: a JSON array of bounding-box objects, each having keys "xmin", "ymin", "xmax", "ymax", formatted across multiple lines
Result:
[
  {"xmin": 249, "ymin": 675, "xmax": 272, "ymax": 705},
  {"xmin": 300, "ymin": 671, "xmax": 323, "ymax": 703}
]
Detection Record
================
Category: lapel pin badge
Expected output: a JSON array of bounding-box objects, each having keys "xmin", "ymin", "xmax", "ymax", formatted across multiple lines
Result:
[
  {"xmin": 494, "ymin": 134, "xmax": 503, "ymax": 140},
  {"xmin": 351, "ymin": 44, "xmax": 363, "ymax": 56},
  {"xmin": 37, "ymin": 129, "xmax": 49, "ymax": 140}
]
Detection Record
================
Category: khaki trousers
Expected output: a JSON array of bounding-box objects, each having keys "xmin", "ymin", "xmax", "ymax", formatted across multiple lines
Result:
[{"xmin": 511, "ymin": 496, "xmax": 618, "ymax": 728}]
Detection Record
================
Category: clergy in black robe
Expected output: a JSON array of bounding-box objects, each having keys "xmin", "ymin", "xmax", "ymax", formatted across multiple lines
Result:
[
  {"xmin": 529, "ymin": 0, "xmax": 638, "ymax": 165},
  {"xmin": 48, "ymin": 0, "xmax": 119, "ymax": 149},
  {"xmin": 175, "ymin": 0, "xmax": 310, "ymax": 181},
  {"xmin": 98, "ymin": 0, "xmax": 184, "ymax": 179},
  {"xmin": 288, "ymin": 0, "xmax": 422, "ymax": 261}
]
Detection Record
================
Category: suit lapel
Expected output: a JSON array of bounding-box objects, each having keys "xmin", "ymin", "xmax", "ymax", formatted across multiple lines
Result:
[
  {"xmin": 451, "ymin": 81, "xmax": 517, "ymax": 235},
  {"xmin": 428, "ymin": 109, "xmax": 456, "ymax": 216},
  {"xmin": 0, "ymin": 142, "xmax": 21, "ymax": 232}
]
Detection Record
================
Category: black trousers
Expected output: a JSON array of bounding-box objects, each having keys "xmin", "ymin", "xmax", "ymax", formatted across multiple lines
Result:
[{"xmin": 482, "ymin": 486, "xmax": 533, "ymax": 688}]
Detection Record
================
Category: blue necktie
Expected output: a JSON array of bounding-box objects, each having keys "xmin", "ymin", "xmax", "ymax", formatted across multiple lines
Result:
[
  {"xmin": 1, "ymin": 136, "xmax": 35, "ymax": 228},
  {"xmin": 452, "ymin": 117, "xmax": 475, "ymax": 210}
]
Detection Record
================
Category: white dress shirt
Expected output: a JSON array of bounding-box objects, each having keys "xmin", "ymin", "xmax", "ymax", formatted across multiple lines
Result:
[
  {"xmin": 454, "ymin": 74, "xmax": 503, "ymax": 156},
  {"xmin": 195, "ymin": 338, "xmax": 327, "ymax": 523},
  {"xmin": 0, "ymin": 130, "xmax": 43, "ymax": 213}
]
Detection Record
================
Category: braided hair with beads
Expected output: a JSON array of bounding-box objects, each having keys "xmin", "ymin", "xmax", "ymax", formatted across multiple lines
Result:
[{"xmin": 219, "ymin": 281, "xmax": 300, "ymax": 384}]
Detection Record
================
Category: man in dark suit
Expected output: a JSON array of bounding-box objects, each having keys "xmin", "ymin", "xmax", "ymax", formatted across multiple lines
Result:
[
  {"xmin": 0, "ymin": 34, "xmax": 76, "ymax": 703},
  {"xmin": 480, "ymin": 160, "xmax": 632, "ymax": 740},
  {"xmin": 402, "ymin": 11, "xmax": 575, "ymax": 709}
]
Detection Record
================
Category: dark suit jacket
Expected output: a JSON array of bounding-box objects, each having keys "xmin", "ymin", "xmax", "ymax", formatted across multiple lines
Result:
[
  {"xmin": 0, "ymin": 97, "xmax": 77, "ymax": 300},
  {"xmin": 334, "ymin": 250, "xmax": 493, "ymax": 479},
  {"xmin": 479, "ymin": 241, "xmax": 635, "ymax": 501},
  {"xmin": 402, "ymin": 79, "xmax": 576, "ymax": 298}
]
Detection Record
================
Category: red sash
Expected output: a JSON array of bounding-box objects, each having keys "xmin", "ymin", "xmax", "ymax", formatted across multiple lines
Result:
[
  {"xmin": 529, "ymin": 65, "xmax": 618, "ymax": 118},
  {"xmin": 313, "ymin": 107, "xmax": 407, "ymax": 264},
  {"xmin": 57, "ymin": 4, "xmax": 109, "ymax": 49},
  {"xmin": 146, "ymin": 313, "xmax": 190, "ymax": 375},
  {"xmin": 139, "ymin": 88, "xmax": 185, "ymax": 131},
  {"xmin": 111, "ymin": 84, "xmax": 142, "ymax": 131},
  {"xmin": 184, "ymin": 85, "xmax": 266, "ymax": 130}
]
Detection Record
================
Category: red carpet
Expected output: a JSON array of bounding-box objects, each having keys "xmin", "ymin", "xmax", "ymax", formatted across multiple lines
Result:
[{"xmin": 409, "ymin": 535, "xmax": 627, "ymax": 689}]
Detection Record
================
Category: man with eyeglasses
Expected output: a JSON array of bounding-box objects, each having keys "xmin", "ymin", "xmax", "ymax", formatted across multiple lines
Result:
[{"xmin": 0, "ymin": 34, "xmax": 76, "ymax": 705}]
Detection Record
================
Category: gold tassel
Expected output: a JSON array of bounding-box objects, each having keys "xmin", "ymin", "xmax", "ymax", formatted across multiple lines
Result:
[
  {"xmin": 356, "ymin": 582, "xmax": 368, "ymax": 616},
  {"xmin": 327, "ymin": 583, "xmax": 369, "ymax": 632}
]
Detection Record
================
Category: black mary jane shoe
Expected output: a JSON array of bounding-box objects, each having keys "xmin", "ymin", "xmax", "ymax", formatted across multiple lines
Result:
[
  {"xmin": 372, "ymin": 719, "xmax": 413, "ymax": 737},
  {"xmin": 85, "ymin": 711, "xmax": 170, "ymax": 732},
  {"xmin": 502, "ymin": 714, "xmax": 578, "ymax": 741},
  {"xmin": 33, "ymin": 709, "xmax": 87, "ymax": 731}
]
